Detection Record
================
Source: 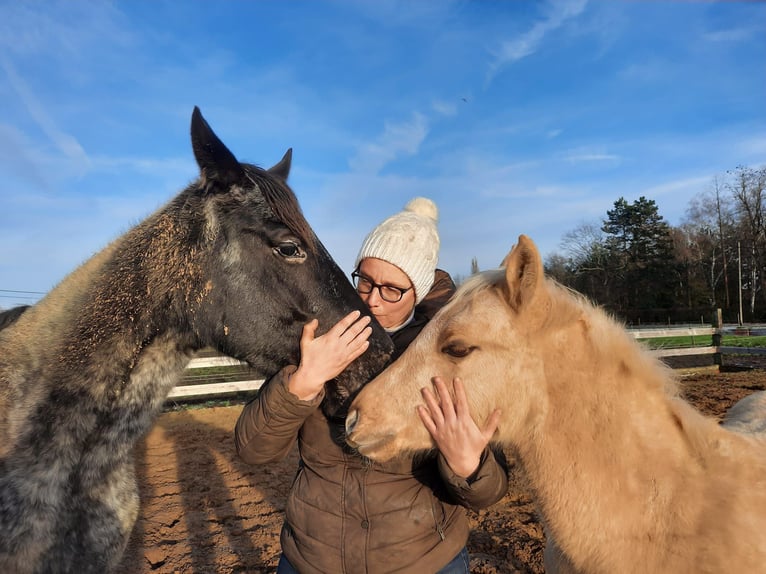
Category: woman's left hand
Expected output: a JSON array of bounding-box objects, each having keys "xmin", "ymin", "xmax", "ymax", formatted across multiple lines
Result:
[{"xmin": 417, "ymin": 377, "xmax": 501, "ymax": 479}]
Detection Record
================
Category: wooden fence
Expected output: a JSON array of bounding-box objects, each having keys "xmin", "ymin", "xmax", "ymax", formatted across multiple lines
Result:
[
  {"xmin": 168, "ymin": 354, "xmax": 264, "ymax": 400},
  {"xmin": 167, "ymin": 323, "xmax": 766, "ymax": 402}
]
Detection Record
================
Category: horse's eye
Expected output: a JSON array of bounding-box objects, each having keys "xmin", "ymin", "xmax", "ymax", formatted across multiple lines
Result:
[
  {"xmin": 442, "ymin": 343, "xmax": 475, "ymax": 358},
  {"xmin": 273, "ymin": 242, "xmax": 305, "ymax": 259}
]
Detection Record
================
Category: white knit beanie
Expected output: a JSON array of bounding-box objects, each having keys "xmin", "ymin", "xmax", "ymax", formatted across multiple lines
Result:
[{"xmin": 355, "ymin": 197, "xmax": 440, "ymax": 305}]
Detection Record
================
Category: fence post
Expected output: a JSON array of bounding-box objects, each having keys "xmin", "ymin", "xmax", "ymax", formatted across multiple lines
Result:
[{"xmin": 712, "ymin": 308, "xmax": 723, "ymax": 368}]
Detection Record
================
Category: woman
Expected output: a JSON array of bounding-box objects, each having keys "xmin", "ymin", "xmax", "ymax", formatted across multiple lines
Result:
[{"xmin": 235, "ymin": 198, "xmax": 507, "ymax": 573}]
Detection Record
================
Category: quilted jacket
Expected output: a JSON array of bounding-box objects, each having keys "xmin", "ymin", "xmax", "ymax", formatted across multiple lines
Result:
[{"xmin": 235, "ymin": 271, "xmax": 508, "ymax": 573}]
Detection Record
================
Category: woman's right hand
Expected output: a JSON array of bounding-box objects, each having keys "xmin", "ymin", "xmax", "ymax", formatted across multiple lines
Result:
[{"xmin": 287, "ymin": 310, "xmax": 372, "ymax": 401}]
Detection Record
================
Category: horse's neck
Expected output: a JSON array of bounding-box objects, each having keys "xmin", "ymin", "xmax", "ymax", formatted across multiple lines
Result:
[
  {"xmin": 35, "ymin": 233, "xmax": 197, "ymax": 391},
  {"xmin": 518, "ymin": 333, "xmax": 702, "ymax": 566}
]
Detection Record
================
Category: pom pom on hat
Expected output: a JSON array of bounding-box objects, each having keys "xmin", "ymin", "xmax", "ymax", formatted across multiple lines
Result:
[
  {"xmin": 405, "ymin": 197, "xmax": 438, "ymax": 221},
  {"xmin": 355, "ymin": 197, "xmax": 440, "ymax": 304}
]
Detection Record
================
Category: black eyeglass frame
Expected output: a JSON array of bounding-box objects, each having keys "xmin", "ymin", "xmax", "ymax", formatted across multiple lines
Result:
[{"xmin": 351, "ymin": 269, "xmax": 413, "ymax": 303}]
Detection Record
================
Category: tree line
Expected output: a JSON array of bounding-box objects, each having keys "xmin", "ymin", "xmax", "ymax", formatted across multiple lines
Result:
[{"xmin": 540, "ymin": 165, "xmax": 766, "ymax": 325}]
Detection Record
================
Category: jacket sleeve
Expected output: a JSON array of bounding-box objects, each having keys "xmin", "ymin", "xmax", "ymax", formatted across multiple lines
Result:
[
  {"xmin": 234, "ymin": 364, "xmax": 324, "ymax": 465},
  {"xmin": 437, "ymin": 444, "xmax": 509, "ymax": 512}
]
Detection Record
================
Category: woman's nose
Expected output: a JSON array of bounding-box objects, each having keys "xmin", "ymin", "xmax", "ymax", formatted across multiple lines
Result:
[{"xmin": 365, "ymin": 287, "xmax": 383, "ymax": 305}]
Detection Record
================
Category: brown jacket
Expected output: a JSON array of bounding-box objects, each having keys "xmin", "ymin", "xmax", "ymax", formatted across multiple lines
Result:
[{"xmin": 235, "ymin": 270, "xmax": 508, "ymax": 573}]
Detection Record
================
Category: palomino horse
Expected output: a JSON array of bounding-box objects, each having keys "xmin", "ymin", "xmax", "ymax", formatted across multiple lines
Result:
[
  {"xmin": 346, "ymin": 234, "xmax": 766, "ymax": 574},
  {"xmin": 0, "ymin": 107, "xmax": 393, "ymax": 574}
]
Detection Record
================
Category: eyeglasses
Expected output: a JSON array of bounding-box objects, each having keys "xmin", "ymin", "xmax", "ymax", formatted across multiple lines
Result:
[{"xmin": 351, "ymin": 270, "xmax": 413, "ymax": 303}]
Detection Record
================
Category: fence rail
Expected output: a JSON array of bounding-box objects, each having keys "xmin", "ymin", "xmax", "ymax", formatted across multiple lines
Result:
[
  {"xmin": 628, "ymin": 327, "xmax": 716, "ymax": 339},
  {"xmin": 168, "ymin": 377, "xmax": 264, "ymax": 399},
  {"xmin": 167, "ymin": 323, "xmax": 764, "ymax": 402}
]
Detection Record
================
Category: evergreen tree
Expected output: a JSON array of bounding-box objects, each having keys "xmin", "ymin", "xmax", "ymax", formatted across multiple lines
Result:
[
  {"xmin": 601, "ymin": 197, "xmax": 677, "ymax": 320},
  {"xmin": 546, "ymin": 164, "xmax": 766, "ymax": 323}
]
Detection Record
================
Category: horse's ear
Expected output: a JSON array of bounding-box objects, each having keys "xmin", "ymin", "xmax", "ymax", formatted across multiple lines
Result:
[
  {"xmin": 502, "ymin": 235, "xmax": 546, "ymax": 316},
  {"xmin": 268, "ymin": 148, "xmax": 292, "ymax": 181},
  {"xmin": 190, "ymin": 106, "xmax": 246, "ymax": 193}
]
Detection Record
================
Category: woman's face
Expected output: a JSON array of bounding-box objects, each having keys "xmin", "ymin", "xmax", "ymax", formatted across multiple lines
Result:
[{"xmin": 355, "ymin": 258, "xmax": 416, "ymax": 330}]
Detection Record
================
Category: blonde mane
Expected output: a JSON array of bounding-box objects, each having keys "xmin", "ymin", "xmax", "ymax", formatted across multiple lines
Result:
[{"xmin": 461, "ymin": 268, "xmax": 680, "ymax": 400}]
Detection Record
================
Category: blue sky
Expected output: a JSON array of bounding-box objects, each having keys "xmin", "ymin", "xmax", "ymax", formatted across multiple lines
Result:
[{"xmin": 1, "ymin": 0, "xmax": 764, "ymax": 308}]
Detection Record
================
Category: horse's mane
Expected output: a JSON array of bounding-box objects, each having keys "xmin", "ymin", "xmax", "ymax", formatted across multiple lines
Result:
[
  {"xmin": 453, "ymin": 269, "xmax": 504, "ymax": 302},
  {"xmin": 464, "ymin": 268, "xmax": 679, "ymax": 397},
  {"xmin": 243, "ymin": 164, "xmax": 317, "ymax": 253},
  {"xmin": 456, "ymin": 269, "xmax": 604, "ymax": 331}
]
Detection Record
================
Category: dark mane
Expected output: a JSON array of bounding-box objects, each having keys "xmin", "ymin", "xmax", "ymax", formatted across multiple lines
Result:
[
  {"xmin": 245, "ymin": 165, "xmax": 317, "ymax": 253},
  {"xmin": 0, "ymin": 305, "xmax": 29, "ymax": 331}
]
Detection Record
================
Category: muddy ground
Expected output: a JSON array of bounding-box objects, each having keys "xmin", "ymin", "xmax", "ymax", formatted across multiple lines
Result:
[{"xmin": 117, "ymin": 367, "xmax": 765, "ymax": 574}]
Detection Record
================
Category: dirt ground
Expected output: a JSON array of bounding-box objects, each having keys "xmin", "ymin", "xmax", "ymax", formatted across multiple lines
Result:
[{"xmin": 117, "ymin": 367, "xmax": 765, "ymax": 574}]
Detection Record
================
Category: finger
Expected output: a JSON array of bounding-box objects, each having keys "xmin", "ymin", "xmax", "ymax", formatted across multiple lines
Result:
[
  {"xmin": 421, "ymin": 386, "xmax": 445, "ymax": 426},
  {"xmin": 345, "ymin": 339, "xmax": 370, "ymax": 364},
  {"xmin": 417, "ymin": 405, "xmax": 437, "ymax": 436},
  {"xmin": 453, "ymin": 377, "xmax": 470, "ymax": 419},
  {"xmin": 301, "ymin": 319, "xmax": 319, "ymax": 346},
  {"xmin": 328, "ymin": 310, "xmax": 362, "ymax": 336},
  {"xmin": 343, "ymin": 327, "xmax": 372, "ymax": 356},
  {"xmin": 343, "ymin": 314, "xmax": 372, "ymax": 341},
  {"xmin": 333, "ymin": 309, "xmax": 362, "ymax": 334},
  {"xmin": 350, "ymin": 325, "xmax": 373, "ymax": 347},
  {"xmin": 433, "ymin": 377, "xmax": 456, "ymax": 420},
  {"xmin": 334, "ymin": 327, "xmax": 370, "ymax": 367}
]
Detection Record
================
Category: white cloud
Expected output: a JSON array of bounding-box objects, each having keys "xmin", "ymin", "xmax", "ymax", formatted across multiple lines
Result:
[
  {"xmin": 89, "ymin": 154, "xmax": 195, "ymax": 181},
  {"xmin": 432, "ymin": 99, "xmax": 458, "ymax": 117},
  {"xmin": 736, "ymin": 136, "xmax": 766, "ymax": 160},
  {"xmin": 0, "ymin": 123, "xmax": 49, "ymax": 188},
  {"xmin": 639, "ymin": 175, "xmax": 712, "ymax": 199},
  {"xmin": 618, "ymin": 59, "xmax": 667, "ymax": 84},
  {"xmin": 547, "ymin": 129, "xmax": 563, "ymax": 139},
  {"xmin": 348, "ymin": 113, "xmax": 429, "ymax": 174},
  {"xmin": 703, "ymin": 26, "xmax": 761, "ymax": 44},
  {"xmin": 0, "ymin": 56, "xmax": 90, "ymax": 175},
  {"xmin": 562, "ymin": 152, "xmax": 621, "ymax": 165},
  {"xmin": 488, "ymin": 0, "xmax": 588, "ymax": 77}
]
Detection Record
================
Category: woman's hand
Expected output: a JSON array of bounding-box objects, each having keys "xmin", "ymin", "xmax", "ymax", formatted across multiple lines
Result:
[
  {"xmin": 417, "ymin": 377, "xmax": 501, "ymax": 478},
  {"xmin": 288, "ymin": 310, "xmax": 372, "ymax": 401}
]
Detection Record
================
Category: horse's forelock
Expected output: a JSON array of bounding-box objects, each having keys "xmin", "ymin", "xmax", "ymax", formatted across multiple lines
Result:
[
  {"xmin": 245, "ymin": 166, "xmax": 317, "ymax": 253},
  {"xmin": 457, "ymin": 269, "xmax": 590, "ymax": 334},
  {"xmin": 453, "ymin": 269, "xmax": 505, "ymax": 303}
]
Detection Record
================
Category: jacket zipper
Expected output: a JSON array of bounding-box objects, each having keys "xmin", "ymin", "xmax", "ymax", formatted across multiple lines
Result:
[{"xmin": 431, "ymin": 497, "xmax": 446, "ymax": 541}]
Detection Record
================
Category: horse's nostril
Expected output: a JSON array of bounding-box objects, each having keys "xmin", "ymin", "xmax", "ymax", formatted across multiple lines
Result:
[{"xmin": 345, "ymin": 409, "xmax": 358, "ymax": 434}]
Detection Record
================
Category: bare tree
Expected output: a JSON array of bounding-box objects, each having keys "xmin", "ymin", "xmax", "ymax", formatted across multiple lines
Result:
[
  {"xmin": 728, "ymin": 166, "xmax": 766, "ymax": 316},
  {"xmin": 559, "ymin": 221, "xmax": 612, "ymax": 303},
  {"xmin": 560, "ymin": 222, "xmax": 607, "ymax": 271},
  {"xmin": 681, "ymin": 178, "xmax": 736, "ymax": 309},
  {"xmin": 713, "ymin": 176, "xmax": 733, "ymax": 307}
]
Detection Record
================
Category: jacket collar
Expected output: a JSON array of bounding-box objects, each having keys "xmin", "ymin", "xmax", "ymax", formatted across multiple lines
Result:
[{"xmin": 384, "ymin": 309, "xmax": 415, "ymax": 334}]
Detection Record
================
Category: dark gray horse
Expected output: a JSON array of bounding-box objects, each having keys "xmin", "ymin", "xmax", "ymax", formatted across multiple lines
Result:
[{"xmin": 0, "ymin": 107, "xmax": 393, "ymax": 574}]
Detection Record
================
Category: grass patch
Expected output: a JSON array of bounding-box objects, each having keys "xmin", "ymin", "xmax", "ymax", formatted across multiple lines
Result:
[
  {"xmin": 163, "ymin": 396, "xmax": 255, "ymax": 412},
  {"xmin": 180, "ymin": 364, "xmax": 264, "ymax": 384},
  {"xmin": 638, "ymin": 334, "xmax": 766, "ymax": 350},
  {"xmin": 721, "ymin": 335, "xmax": 766, "ymax": 348}
]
